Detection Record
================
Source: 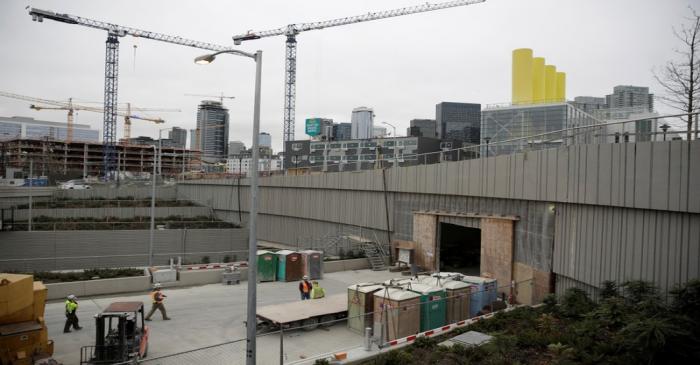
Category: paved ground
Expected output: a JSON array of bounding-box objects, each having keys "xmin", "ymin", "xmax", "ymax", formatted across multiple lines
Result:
[{"xmin": 46, "ymin": 269, "xmax": 399, "ymax": 364}]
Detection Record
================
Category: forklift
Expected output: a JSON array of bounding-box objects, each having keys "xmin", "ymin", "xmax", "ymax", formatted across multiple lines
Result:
[{"xmin": 80, "ymin": 302, "xmax": 150, "ymax": 364}]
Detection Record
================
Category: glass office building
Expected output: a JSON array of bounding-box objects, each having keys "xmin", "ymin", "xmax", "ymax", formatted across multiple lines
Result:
[
  {"xmin": 480, "ymin": 103, "xmax": 602, "ymax": 157},
  {"xmin": 0, "ymin": 116, "xmax": 99, "ymax": 142}
]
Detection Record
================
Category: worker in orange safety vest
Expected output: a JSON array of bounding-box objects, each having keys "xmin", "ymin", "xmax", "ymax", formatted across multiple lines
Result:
[
  {"xmin": 145, "ymin": 283, "xmax": 171, "ymax": 321},
  {"xmin": 299, "ymin": 275, "xmax": 311, "ymax": 300}
]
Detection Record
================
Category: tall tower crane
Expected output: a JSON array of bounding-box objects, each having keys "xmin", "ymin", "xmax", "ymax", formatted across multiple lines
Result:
[
  {"xmin": 28, "ymin": 8, "xmax": 237, "ymax": 179},
  {"xmin": 0, "ymin": 91, "xmax": 167, "ymax": 142},
  {"xmin": 232, "ymin": 0, "xmax": 486, "ymax": 149},
  {"xmin": 121, "ymin": 103, "xmax": 181, "ymax": 141},
  {"xmin": 185, "ymin": 93, "xmax": 236, "ymax": 104}
]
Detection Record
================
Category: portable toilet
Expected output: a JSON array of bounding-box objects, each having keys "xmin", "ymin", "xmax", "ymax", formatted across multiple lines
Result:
[
  {"xmin": 406, "ymin": 282, "xmax": 447, "ymax": 332},
  {"xmin": 276, "ymin": 250, "xmax": 304, "ymax": 282},
  {"xmin": 373, "ymin": 287, "xmax": 421, "ymax": 342},
  {"xmin": 446, "ymin": 274, "xmax": 498, "ymax": 317},
  {"xmin": 299, "ymin": 250, "xmax": 323, "ymax": 280},
  {"xmin": 421, "ymin": 277, "xmax": 472, "ymax": 324},
  {"xmin": 347, "ymin": 283, "xmax": 383, "ymax": 335},
  {"xmin": 256, "ymin": 250, "xmax": 277, "ymax": 282}
]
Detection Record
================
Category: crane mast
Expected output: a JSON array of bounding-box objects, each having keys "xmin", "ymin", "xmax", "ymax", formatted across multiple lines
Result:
[
  {"xmin": 232, "ymin": 0, "xmax": 485, "ymax": 164},
  {"xmin": 28, "ymin": 8, "xmax": 236, "ymax": 180}
]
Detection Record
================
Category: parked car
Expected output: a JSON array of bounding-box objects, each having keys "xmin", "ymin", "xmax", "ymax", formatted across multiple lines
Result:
[{"xmin": 59, "ymin": 180, "xmax": 92, "ymax": 190}]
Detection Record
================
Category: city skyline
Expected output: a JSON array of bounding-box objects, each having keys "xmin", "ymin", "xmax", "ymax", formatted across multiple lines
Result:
[{"xmin": 0, "ymin": 0, "xmax": 693, "ymax": 152}]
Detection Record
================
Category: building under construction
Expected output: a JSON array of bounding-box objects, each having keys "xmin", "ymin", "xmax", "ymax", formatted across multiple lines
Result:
[{"xmin": 0, "ymin": 138, "xmax": 201, "ymax": 181}]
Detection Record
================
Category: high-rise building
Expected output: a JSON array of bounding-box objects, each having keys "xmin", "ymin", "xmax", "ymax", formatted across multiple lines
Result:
[
  {"xmin": 333, "ymin": 123, "xmax": 352, "ymax": 141},
  {"xmin": 0, "ymin": 116, "xmax": 99, "ymax": 142},
  {"xmin": 407, "ymin": 119, "xmax": 437, "ymax": 138},
  {"xmin": 196, "ymin": 100, "xmax": 229, "ymax": 162},
  {"xmin": 228, "ymin": 141, "xmax": 246, "ymax": 157},
  {"xmin": 258, "ymin": 132, "xmax": 272, "ymax": 148},
  {"xmin": 351, "ymin": 107, "xmax": 374, "ymax": 140},
  {"xmin": 606, "ymin": 85, "xmax": 654, "ymax": 111},
  {"xmin": 168, "ymin": 127, "xmax": 187, "ymax": 148},
  {"xmin": 189, "ymin": 129, "xmax": 197, "ymax": 149},
  {"xmin": 436, "ymin": 102, "xmax": 481, "ymax": 145}
]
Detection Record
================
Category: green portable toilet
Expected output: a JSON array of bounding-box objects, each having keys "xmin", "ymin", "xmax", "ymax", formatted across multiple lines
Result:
[
  {"xmin": 406, "ymin": 282, "xmax": 447, "ymax": 332},
  {"xmin": 275, "ymin": 250, "xmax": 304, "ymax": 282},
  {"xmin": 347, "ymin": 283, "xmax": 383, "ymax": 334},
  {"xmin": 421, "ymin": 277, "xmax": 472, "ymax": 325},
  {"xmin": 256, "ymin": 250, "xmax": 277, "ymax": 282}
]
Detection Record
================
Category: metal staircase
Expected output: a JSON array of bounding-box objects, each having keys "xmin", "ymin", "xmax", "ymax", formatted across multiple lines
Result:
[{"xmin": 305, "ymin": 227, "xmax": 389, "ymax": 271}]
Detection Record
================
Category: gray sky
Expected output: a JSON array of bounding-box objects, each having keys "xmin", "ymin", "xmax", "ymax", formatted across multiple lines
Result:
[{"xmin": 0, "ymin": 0, "xmax": 695, "ymax": 151}]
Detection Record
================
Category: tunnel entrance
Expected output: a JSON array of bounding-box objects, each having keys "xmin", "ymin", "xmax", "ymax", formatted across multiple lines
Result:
[{"xmin": 439, "ymin": 222, "xmax": 481, "ymax": 275}]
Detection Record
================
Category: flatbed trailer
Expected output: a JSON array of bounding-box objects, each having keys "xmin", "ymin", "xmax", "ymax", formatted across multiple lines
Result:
[{"xmin": 256, "ymin": 294, "xmax": 347, "ymax": 332}]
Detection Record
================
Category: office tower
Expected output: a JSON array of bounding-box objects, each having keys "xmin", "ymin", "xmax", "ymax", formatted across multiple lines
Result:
[
  {"xmin": 436, "ymin": 102, "xmax": 481, "ymax": 145},
  {"xmin": 258, "ymin": 132, "xmax": 272, "ymax": 148},
  {"xmin": 168, "ymin": 127, "xmax": 187, "ymax": 148},
  {"xmin": 407, "ymin": 119, "xmax": 437, "ymax": 138},
  {"xmin": 333, "ymin": 123, "xmax": 352, "ymax": 141},
  {"xmin": 351, "ymin": 107, "xmax": 374, "ymax": 140},
  {"xmin": 196, "ymin": 100, "xmax": 229, "ymax": 161},
  {"xmin": 228, "ymin": 141, "xmax": 246, "ymax": 157}
]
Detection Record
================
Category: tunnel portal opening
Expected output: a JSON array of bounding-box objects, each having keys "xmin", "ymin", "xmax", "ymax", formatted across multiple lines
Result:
[{"xmin": 439, "ymin": 222, "xmax": 481, "ymax": 275}]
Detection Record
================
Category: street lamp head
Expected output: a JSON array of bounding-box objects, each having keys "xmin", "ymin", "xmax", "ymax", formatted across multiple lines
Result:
[{"xmin": 194, "ymin": 54, "xmax": 216, "ymax": 65}]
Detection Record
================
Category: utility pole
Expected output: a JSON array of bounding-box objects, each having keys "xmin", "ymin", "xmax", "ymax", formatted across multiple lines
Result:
[{"xmin": 28, "ymin": 159, "xmax": 33, "ymax": 232}]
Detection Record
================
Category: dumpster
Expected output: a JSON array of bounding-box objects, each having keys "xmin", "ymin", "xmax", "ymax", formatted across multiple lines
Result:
[
  {"xmin": 299, "ymin": 250, "xmax": 324, "ymax": 280},
  {"xmin": 421, "ymin": 277, "xmax": 472, "ymax": 324},
  {"xmin": 347, "ymin": 283, "xmax": 383, "ymax": 334},
  {"xmin": 405, "ymin": 282, "xmax": 447, "ymax": 332},
  {"xmin": 373, "ymin": 288, "xmax": 421, "ymax": 342},
  {"xmin": 257, "ymin": 250, "xmax": 277, "ymax": 282},
  {"xmin": 276, "ymin": 250, "xmax": 304, "ymax": 282}
]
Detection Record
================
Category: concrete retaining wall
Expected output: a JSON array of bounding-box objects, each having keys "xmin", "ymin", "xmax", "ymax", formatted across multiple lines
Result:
[
  {"xmin": 0, "ymin": 228, "xmax": 248, "ymax": 271},
  {"xmin": 43, "ymin": 259, "xmax": 368, "ymax": 299},
  {"xmin": 13, "ymin": 206, "xmax": 212, "ymax": 221},
  {"xmin": 46, "ymin": 276, "xmax": 152, "ymax": 300}
]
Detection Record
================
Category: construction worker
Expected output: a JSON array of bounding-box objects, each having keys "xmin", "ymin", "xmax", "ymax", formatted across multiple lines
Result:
[
  {"xmin": 145, "ymin": 283, "xmax": 171, "ymax": 321},
  {"xmin": 311, "ymin": 281, "xmax": 325, "ymax": 299},
  {"xmin": 299, "ymin": 275, "xmax": 311, "ymax": 300},
  {"xmin": 63, "ymin": 294, "xmax": 82, "ymax": 333}
]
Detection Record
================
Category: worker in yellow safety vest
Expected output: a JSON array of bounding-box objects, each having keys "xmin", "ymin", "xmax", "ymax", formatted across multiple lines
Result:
[
  {"xmin": 299, "ymin": 276, "xmax": 311, "ymax": 300},
  {"xmin": 145, "ymin": 283, "xmax": 171, "ymax": 321},
  {"xmin": 63, "ymin": 294, "xmax": 82, "ymax": 333},
  {"xmin": 311, "ymin": 281, "xmax": 325, "ymax": 299}
]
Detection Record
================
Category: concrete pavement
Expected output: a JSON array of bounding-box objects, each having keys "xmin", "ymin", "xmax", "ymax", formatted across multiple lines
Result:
[{"xmin": 46, "ymin": 269, "xmax": 399, "ymax": 364}]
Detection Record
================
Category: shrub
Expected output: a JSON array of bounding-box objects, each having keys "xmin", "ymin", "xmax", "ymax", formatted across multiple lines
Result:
[{"xmin": 201, "ymin": 256, "xmax": 210, "ymax": 264}]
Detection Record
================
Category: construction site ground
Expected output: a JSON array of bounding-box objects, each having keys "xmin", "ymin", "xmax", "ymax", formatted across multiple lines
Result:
[{"xmin": 44, "ymin": 269, "xmax": 398, "ymax": 365}]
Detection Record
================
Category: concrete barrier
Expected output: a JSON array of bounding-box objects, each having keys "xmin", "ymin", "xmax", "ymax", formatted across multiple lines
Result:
[
  {"xmin": 46, "ymin": 276, "xmax": 152, "ymax": 300},
  {"xmin": 324, "ymin": 258, "xmax": 370, "ymax": 273},
  {"xmin": 45, "ymin": 259, "xmax": 366, "ymax": 299}
]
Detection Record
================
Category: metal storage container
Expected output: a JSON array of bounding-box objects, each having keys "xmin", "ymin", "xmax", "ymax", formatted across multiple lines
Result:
[
  {"xmin": 439, "ymin": 273, "xmax": 497, "ymax": 317},
  {"xmin": 299, "ymin": 250, "xmax": 324, "ymax": 280},
  {"xmin": 347, "ymin": 283, "xmax": 383, "ymax": 335},
  {"xmin": 421, "ymin": 277, "xmax": 472, "ymax": 324},
  {"xmin": 405, "ymin": 283, "xmax": 447, "ymax": 332},
  {"xmin": 256, "ymin": 250, "xmax": 277, "ymax": 282},
  {"xmin": 373, "ymin": 288, "xmax": 421, "ymax": 342},
  {"xmin": 275, "ymin": 250, "xmax": 304, "ymax": 282}
]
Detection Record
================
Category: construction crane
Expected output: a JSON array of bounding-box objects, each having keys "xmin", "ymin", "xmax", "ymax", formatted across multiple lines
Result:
[
  {"xmin": 121, "ymin": 103, "xmax": 180, "ymax": 141},
  {"xmin": 28, "ymin": 8, "xmax": 237, "ymax": 180},
  {"xmin": 0, "ymin": 91, "xmax": 166, "ymax": 143},
  {"xmin": 232, "ymin": 0, "xmax": 486, "ymax": 151},
  {"xmin": 185, "ymin": 93, "xmax": 236, "ymax": 104}
]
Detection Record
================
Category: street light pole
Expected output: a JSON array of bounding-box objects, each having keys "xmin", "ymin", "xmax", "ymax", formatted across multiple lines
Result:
[
  {"xmin": 28, "ymin": 159, "xmax": 33, "ymax": 232},
  {"xmin": 382, "ymin": 122, "xmax": 398, "ymax": 167},
  {"xmin": 149, "ymin": 145, "xmax": 156, "ymax": 267},
  {"xmin": 195, "ymin": 48, "xmax": 262, "ymax": 365}
]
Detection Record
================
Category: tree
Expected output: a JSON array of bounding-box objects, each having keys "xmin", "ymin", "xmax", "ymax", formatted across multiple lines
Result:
[{"xmin": 654, "ymin": 7, "xmax": 700, "ymax": 140}]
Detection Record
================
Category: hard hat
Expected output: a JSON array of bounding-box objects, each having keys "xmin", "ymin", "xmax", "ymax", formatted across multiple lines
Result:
[
  {"xmin": 154, "ymin": 283, "xmax": 162, "ymax": 289},
  {"xmin": 303, "ymin": 275, "xmax": 309, "ymax": 280},
  {"xmin": 67, "ymin": 294, "xmax": 77, "ymax": 300}
]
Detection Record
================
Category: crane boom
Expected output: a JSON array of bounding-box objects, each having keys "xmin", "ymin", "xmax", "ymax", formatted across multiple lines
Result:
[
  {"xmin": 29, "ymin": 8, "xmax": 235, "ymax": 52},
  {"xmin": 231, "ymin": 0, "xmax": 485, "ymax": 166},
  {"xmin": 28, "ymin": 7, "xmax": 239, "ymax": 180},
  {"xmin": 233, "ymin": 0, "xmax": 485, "ymax": 41}
]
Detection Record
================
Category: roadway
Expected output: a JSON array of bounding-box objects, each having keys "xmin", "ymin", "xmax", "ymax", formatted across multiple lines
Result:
[{"xmin": 45, "ymin": 269, "xmax": 398, "ymax": 364}]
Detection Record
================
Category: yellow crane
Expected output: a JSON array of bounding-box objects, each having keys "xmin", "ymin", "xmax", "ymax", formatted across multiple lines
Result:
[{"xmin": 0, "ymin": 91, "xmax": 175, "ymax": 143}]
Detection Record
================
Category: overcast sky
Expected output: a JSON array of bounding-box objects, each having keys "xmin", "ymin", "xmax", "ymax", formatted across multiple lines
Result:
[{"xmin": 0, "ymin": 0, "xmax": 695, "ymax": 151}]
